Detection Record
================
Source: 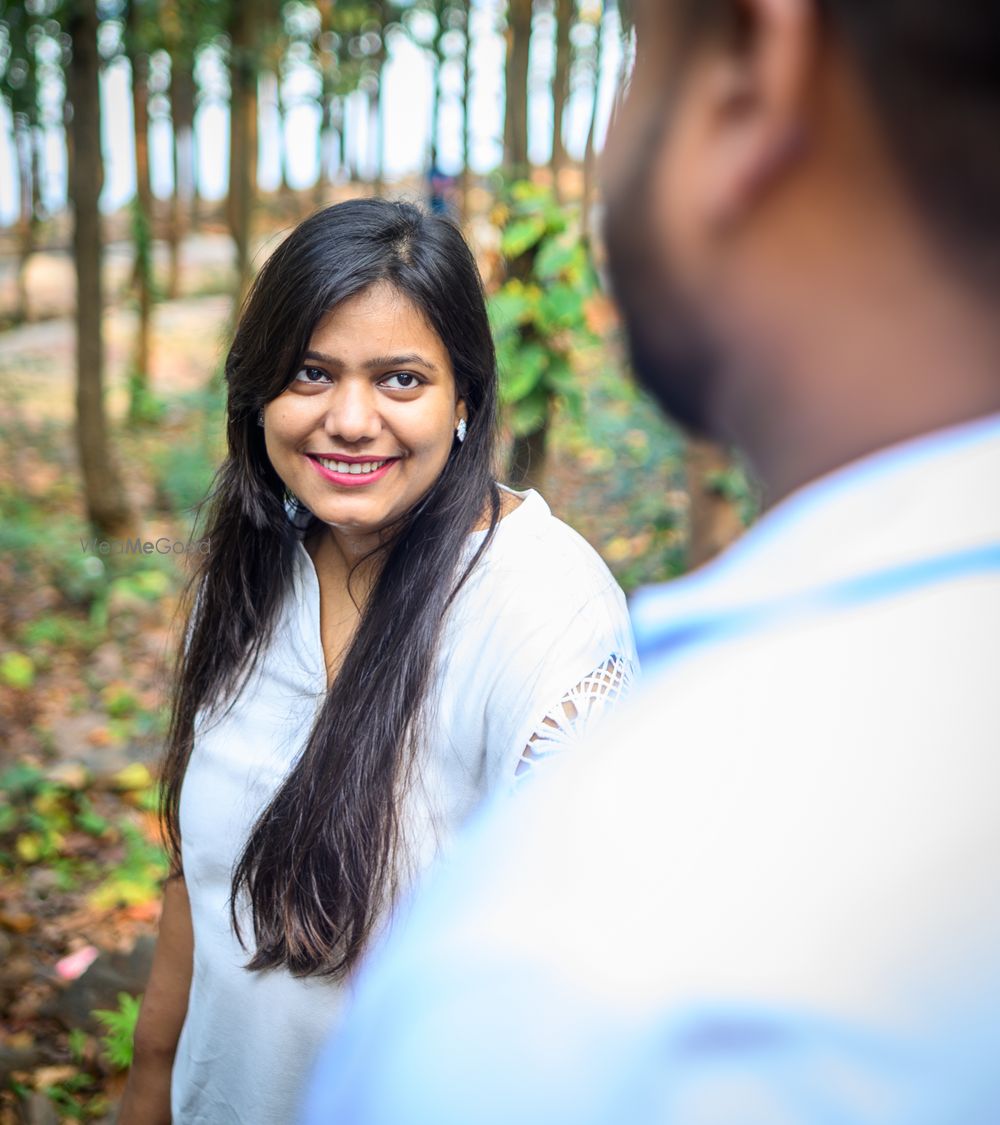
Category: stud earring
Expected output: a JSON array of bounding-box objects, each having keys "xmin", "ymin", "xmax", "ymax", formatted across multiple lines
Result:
[
  {"xmin": 257, "ymin": 408, "xmax": 265, "ymax": 427},
  {"xmin": 455, "ymin": 418, "xmax": 467, "ymax": 444}
]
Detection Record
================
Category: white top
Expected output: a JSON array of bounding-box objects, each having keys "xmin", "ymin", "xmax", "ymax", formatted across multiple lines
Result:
[
  {"xmin": 302, "ymin": 415, "xmax": 1000, "ymax": 1125},
  {"xmin": 172, "ymin": 487, "xmax": 637, "ymax": 1124}
]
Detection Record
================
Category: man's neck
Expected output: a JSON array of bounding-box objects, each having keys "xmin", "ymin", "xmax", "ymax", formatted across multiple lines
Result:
[{"xmin": 718, "ymin": 277, "xmax": 1000, "ymax": 507}]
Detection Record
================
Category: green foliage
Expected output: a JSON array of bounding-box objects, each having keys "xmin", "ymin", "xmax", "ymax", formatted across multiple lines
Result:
[
  {"xmin": 127, "ymin": 371, "xmax": 167, "ymax": 426},
  {"xmin": 500, "ymin": 214, "xmax": 547, "ymax": 259},
  {"xmin": 67, "ymin": 1027, "xmax": 89, "ymax": 1064},
  {"xmin": 0, "ymin": 762, "xmax": 71, "ymax": 867},
  {"xmin": 42, "ymin": 1070, "xmax": 103, "ymax": 1121},
  {"xmin": 557, "ymin": 353, "xmax": 690, "ymax": 592},
  {"xmin": 74, "ymin": 795, "xmax": 111, "ymax": 838},
  {"xmin": 0, "ymin": 485, "xmax": 109, "ymax": 609},
  {"xmin": 0, "ymin": 761, "xmax": 165, "ymax": 905},
  {"xmin": 0, "ymin": 651, "xmax": 35, "ymax": 689},
  {"xmin": 17, "ymin": 613, "xmax": 101, "ymax": 652},
  {"xmin": 0, "ymin": 760, "xmax": 49, "ymax": 802},
  {"xmin": 93, "ymin": 992, "xmax": 142, "ymax": 1071},
  {"xmin": 90, "ymin": 822, "xmax": 169, "ymax": 910},
  {"xmin": 110, "ymin": 567, "xmax": 172, "ymax": 603},
  {"xmin": 149, "ymin": 383, "xmax": 225, "ymax": 518},
  {"xmin": 103, "ymin": 684, "xmax": 140, "ymax": 719},
  {"xmin": 707, "ymin": 461, "xmax": 761, "ymax": 527},
  {"xmin": 489, "ymin": 183, "xmax": 600, "ymax": 436}
]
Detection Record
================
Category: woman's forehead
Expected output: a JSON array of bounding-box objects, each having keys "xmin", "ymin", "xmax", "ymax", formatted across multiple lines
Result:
[{"xmin": 307, "ymin": 284, "xmax": 451, "ymax": 367}]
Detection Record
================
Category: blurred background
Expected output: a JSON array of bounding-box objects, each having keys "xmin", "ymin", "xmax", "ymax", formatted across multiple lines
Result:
[{"xmin": 0, "ymin": 0, "xmax": 753, "ymax": 1118}]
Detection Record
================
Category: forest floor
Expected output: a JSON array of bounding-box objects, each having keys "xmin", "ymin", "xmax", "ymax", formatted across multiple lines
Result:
[{"xmin": 0, "ymin": 221, "xmax": 687, "ymax": 1122}]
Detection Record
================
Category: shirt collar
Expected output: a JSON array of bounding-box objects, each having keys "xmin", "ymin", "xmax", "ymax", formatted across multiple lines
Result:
[{"xmin": 632, "ymin": 411, "xmax": 1000, "ymax": 643}]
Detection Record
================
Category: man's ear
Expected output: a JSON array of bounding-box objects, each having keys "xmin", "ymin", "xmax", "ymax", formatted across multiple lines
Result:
[{"xmin": 691, "ymin": 0, "xmax": 818, "ymax": 232}]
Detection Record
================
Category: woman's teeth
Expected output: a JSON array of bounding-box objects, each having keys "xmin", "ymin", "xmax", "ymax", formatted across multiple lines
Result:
[{"xmin": 316, "ymin": 457, "xmax": 388, "ymax": 475}]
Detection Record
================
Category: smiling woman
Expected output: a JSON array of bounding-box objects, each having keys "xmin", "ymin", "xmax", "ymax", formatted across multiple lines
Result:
[
  {"xmin": 263, "ymin": 283, "xmax": 466, "ymax": 553},
  {"xmin": 117, "ymin": 199, "xmax": 638, "ymax": 1125}
]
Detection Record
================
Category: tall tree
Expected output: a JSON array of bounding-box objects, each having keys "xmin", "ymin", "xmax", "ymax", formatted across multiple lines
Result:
[
  {"xmin": 425, "ymin": 3, "xmax": 445, "ymax": 166},
  {"xmin": 580, "ymin": 0, "xmax": 604, "ymax": 242},
  {"xmin": 368, "ymin": 1, "xmax": 391, "ymax": 193},
  {"xmin": 313, "ymin": 0, "xmax": 365, "ymax": 198},
  {"xmin": 408, "ymin": 0, "xmax": 461, "ymax": 167},
  {"xmin": 1, "ymin": 2, "xmax": 43, "ymax": 323},
  {"xmin": 262, "ymin": 12, "xmax": 293, "ymax": 197},
  {"xmin": 161, "ymin": 0, "xmax": 206, "ymax": 296},
  {"xmin": 226, "ymin": 0, "xmax": 261, "ymax": 305},
  {"xmin": 274, "ymin": 69, "xmax": 291, "ymax": 195},
  {"xmin": 549, "ymin": 0, "xmax": 573, "ymax": 201},
  {"xmin": 459, "ymin": 0, "xmax": 473, "ymax": 221},
  {"xmin": 125, "ymin": 0, "xmax": 155, "ymax": 416},
  {"xmin": 503, "ymin": 0, "xmax": 533, "ymax": 181},
  {"xmin": 67, "ymin": 0, "xmax": 132, "ymax": 534},
  {"xmin": 167, "ymin": 59, "xmax": 196, "ymax": 290}
]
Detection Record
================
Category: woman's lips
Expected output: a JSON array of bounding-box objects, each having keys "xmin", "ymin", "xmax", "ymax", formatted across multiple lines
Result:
[{"xmin": 306, "ymin": 453, "xmax": 399, "ymax": 487}]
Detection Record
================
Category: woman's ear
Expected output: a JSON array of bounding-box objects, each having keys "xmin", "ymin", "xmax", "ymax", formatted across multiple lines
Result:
[{"xmin": 455, "ymin": 400, "xmax": 469, "ymax": 426}]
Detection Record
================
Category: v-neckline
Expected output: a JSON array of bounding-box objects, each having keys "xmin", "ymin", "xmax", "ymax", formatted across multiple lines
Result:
[{"xmin": 291, "ymin": 485, "xmax": 541, "ymax": 687}]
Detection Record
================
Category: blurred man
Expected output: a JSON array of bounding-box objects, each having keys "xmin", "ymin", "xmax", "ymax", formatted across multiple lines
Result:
[{"xmin": 302, "ymin": 1, "xmax": 1000, "ymax": 1121}]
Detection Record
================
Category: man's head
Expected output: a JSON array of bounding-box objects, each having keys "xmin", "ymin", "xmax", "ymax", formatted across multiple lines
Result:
[{"xmin": 603, "ymin": 0, "xmax": 1000, "ymax": 485}]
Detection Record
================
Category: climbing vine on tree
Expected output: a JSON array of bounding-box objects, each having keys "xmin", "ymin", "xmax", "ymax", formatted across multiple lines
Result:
[{"xmin": 489, "ymin": 182, "xmax": 600, "ymax": 488}]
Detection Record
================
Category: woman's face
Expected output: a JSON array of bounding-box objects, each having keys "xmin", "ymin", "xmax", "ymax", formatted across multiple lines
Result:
[{"xmin": 263, "ymin": 282, "xmax": 467, "ymax": 550}]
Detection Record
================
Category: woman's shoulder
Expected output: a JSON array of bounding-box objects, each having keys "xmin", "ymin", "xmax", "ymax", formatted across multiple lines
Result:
[{"xmin": 470, "ymin": 486, "xmax": 624, "ymax": 606}]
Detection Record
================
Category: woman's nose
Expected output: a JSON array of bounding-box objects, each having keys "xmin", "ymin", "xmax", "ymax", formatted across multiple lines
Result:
[{"xmin": 323, "ymin": 382, "xmax": 382, "ymax": 444}]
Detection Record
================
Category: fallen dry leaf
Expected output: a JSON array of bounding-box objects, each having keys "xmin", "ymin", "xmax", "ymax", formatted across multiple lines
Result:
[{"xmin": 0, "ymin": 911, "xmax": 36, "ymax": 935}]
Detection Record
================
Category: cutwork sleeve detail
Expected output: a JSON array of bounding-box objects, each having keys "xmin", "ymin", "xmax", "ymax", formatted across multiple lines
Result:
[{"xmin": 513, "ymin": 653, "xmax": 637, "ymax": 782}]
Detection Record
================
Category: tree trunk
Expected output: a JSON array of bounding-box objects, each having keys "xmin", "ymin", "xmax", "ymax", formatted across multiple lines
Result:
[
  {"xmin": 459, "ymin": 0, "xmax": 473, "ymax": 223},
  {"xmin": 372, "ymin": 2, "xmax": 388, "ymax": 193},
  {"xmin": 316, "ymin": 95, "xmax": 332, "ymax": 205},
  {"xmin": 227, "ymin": 3, "xmax": 258, "ymax": 307},
  {"xmin": 429, "ymin": 49, "xmax": 442, "ymax": 164},
  {"xmin": 504, "ymin": 0, "xmax": 533, "ymax": 181},
  {"xmin": 31, "ymin": 124, "xmax": 45, "ymax": 218},
  {"xmin": 248, "ymin": 74, "xmax": 259, "ymax": 197},
  {"xmin": 274, "ymin": 71, "xmax": 292, "ymax": 195},
  {"xmin": 128, "ymin": 19, "xmax": 154, "ymax": 414},
  {"xmin": 67, "ymin": 0, "xmax": 132, "ymax": 535},
  {"xmin": 168, "ymin": 62, "xmax": 196, "ymax": 298},
  {"xmin": 550, "ymin": 0, "xmax": 573, "ymax": 201},
  {"xmin": 14, "ymin": 119, "xmax": 34, "ymax": 323},
  {"xmin": 337, "ymin": 99, "xmax": 348, "ymax": 182},
  {"xmin": 684, "ymin": 439, "xmax": 745, "ymax": 569},
  {"xmin": 372, "ymin": 66, "xmax": 386, "ymax": 194},
  {"xmin": 316, "ymin": 0, "xmax": 336, "ymax": 198},
  {"xmin": 344, "ymin": 90, "xmax": 360, "ymax": 183},
  {"xmin": 581, "ymin": 0, "xmax": 604, "ymax": 244}
]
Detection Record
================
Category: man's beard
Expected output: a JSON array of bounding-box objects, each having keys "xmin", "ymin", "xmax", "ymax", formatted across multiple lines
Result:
[{"xmin": 603, "ymin": 109, "xmax": 722, "ymax": 438}]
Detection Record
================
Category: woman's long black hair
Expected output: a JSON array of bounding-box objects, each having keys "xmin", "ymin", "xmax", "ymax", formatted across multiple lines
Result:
[{"xmin": 161, "ymin": 199, "xmax": 501, "ymax": 978}]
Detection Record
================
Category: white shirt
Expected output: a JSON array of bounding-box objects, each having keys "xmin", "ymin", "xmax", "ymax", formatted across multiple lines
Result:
[
  {"xmin": 302, "ymin": 415, "xmax": 1000, "ymax": 1125},
  {"xmin": 171, "ymin": 487, "xmax": 637, "ymax": 1124}
]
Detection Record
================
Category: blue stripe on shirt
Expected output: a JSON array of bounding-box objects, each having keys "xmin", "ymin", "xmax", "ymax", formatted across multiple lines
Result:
[{"xmin": 639, "ymin": 542, "xmax": 1000, "ymax": 666}]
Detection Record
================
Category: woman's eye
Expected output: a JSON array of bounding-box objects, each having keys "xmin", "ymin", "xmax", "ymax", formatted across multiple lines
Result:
[
  {"xmin": 381, "ymin": 372, "xmax": 422, "ymax": 390},
  {"xmin": 292, "ymin": 366, "xmax": 331, "ymax": 385}
]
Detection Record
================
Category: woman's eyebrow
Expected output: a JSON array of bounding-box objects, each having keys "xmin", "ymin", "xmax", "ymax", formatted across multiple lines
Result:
[
  {"xmin": 302, "ymin": 350, "xmax": 344, "ymax": 369},
  {"xmin": 364, "ymin": 353, "xmax": 438, "ymax": 372},
  {"xmin": 302, "ymin": 349, "xmax": 438, "ymax": 373}
]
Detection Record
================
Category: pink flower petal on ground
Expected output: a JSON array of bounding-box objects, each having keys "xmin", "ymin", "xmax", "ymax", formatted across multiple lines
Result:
[{"xmin": 55, "ymin": 945, "xmax": 100, "ymax": 981}]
